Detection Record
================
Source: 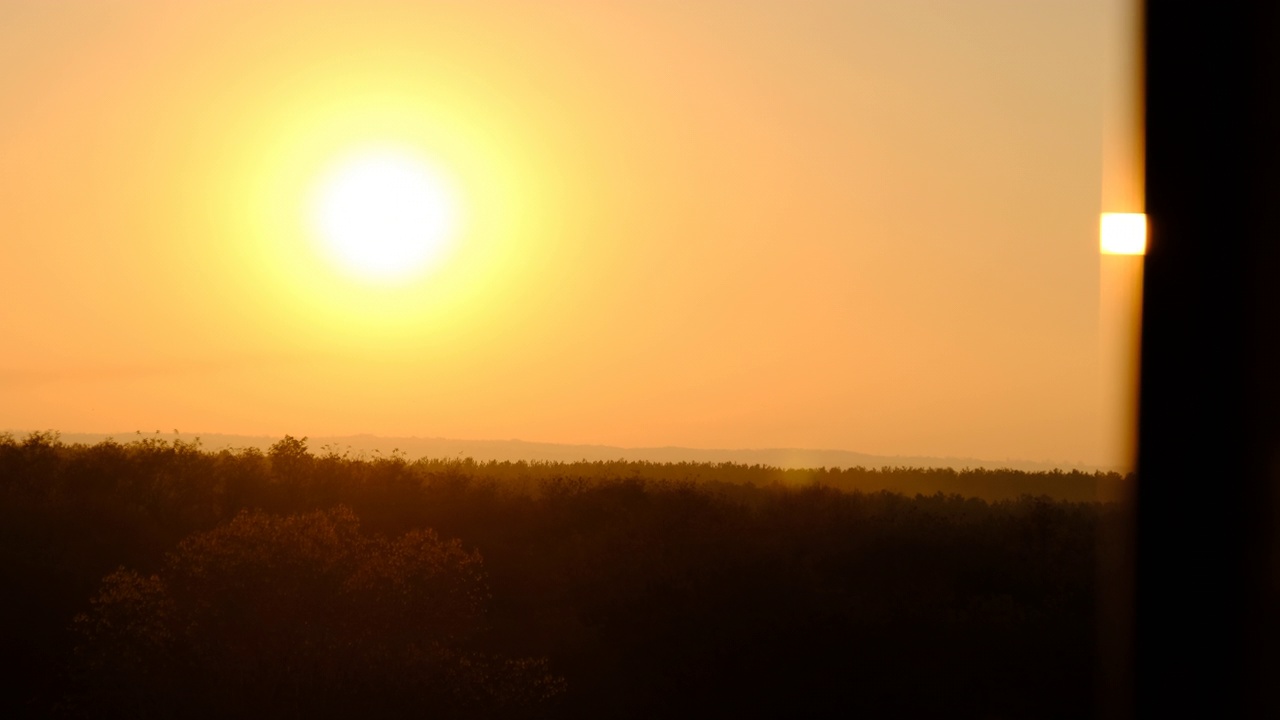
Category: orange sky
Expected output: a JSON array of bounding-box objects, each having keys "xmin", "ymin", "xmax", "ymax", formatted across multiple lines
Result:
[{"xmin": 0, "ymin": 1, "xmax": 1133, "ymax": 467}]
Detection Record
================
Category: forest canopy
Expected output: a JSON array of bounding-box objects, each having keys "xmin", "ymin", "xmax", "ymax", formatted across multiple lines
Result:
[{"xmin": 1, "ymin": 432, "xmax": 1117, "ymax": 719}]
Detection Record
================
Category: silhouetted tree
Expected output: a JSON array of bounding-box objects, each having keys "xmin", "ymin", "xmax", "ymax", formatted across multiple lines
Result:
[
  {"xmin": 0, "ymin": 434, "xmax": 1109, "ymax": 718},
  {"xmin": 70, "ymin": 507, "xmax": 564, "ymax": 719}
]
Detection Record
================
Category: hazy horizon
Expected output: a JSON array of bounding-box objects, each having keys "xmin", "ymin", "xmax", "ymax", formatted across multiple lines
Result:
[
  {"xmin": 2, "ymin": 1, "xmax": 1137, "ymax": 469},
  {"xmin": 5, "ymin": 428, "xmax": 1116, "ymax": 474}
]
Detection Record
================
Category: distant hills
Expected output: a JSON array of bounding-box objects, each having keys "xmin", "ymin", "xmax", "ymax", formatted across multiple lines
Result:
[{"xmin": 35, "ymin": 431, "xmax": 1111, "ymax": 473}]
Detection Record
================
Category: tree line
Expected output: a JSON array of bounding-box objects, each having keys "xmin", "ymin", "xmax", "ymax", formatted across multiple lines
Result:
[{"xmin": 1, "ymin": 431, "xmax": 1119, "ymax": 718}]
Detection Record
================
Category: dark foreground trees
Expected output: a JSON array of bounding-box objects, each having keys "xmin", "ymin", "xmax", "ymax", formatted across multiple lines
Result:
[
  {"xmin": 0, "ymin": 434, "xmax": 1111, "ymax": 718},
  {"xmin": 69, "ymin": 507, "xmax": 564, "ymax": 719}
]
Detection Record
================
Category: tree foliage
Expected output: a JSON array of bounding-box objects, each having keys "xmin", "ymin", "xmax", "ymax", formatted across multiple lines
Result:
[
  {"xmin": 70, "ymin": 507, "xmax": 563, "ymax": 719},
  {"xmin": 0, "ymin": 433, "xmax": 1116, "ymax": 719}
]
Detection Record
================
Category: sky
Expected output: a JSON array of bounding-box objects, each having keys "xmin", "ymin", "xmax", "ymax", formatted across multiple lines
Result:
[{"xmin": 0, "ymin": 1, "xmax": 1136, "ymax": 468}]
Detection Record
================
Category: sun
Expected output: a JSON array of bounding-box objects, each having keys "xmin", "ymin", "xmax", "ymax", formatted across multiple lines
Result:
[{"xmin": 309, "ymin": 149, "xmax": 460, "ymax": 282}]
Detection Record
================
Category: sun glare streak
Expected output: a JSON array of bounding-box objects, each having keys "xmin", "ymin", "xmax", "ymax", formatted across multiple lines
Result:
[{"xmin": 1100, "ymin": 213, "xmax": 1147, "ymax": 255}]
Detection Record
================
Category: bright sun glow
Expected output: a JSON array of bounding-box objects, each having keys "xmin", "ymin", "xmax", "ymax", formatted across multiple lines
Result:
[
  {"xmin": 1099, "ymin": 212, "xmax": 1147, "ymax": 255},
  {"xmin": 311, "ymin": 150, "xmax": 459, "ymax": 281}
]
